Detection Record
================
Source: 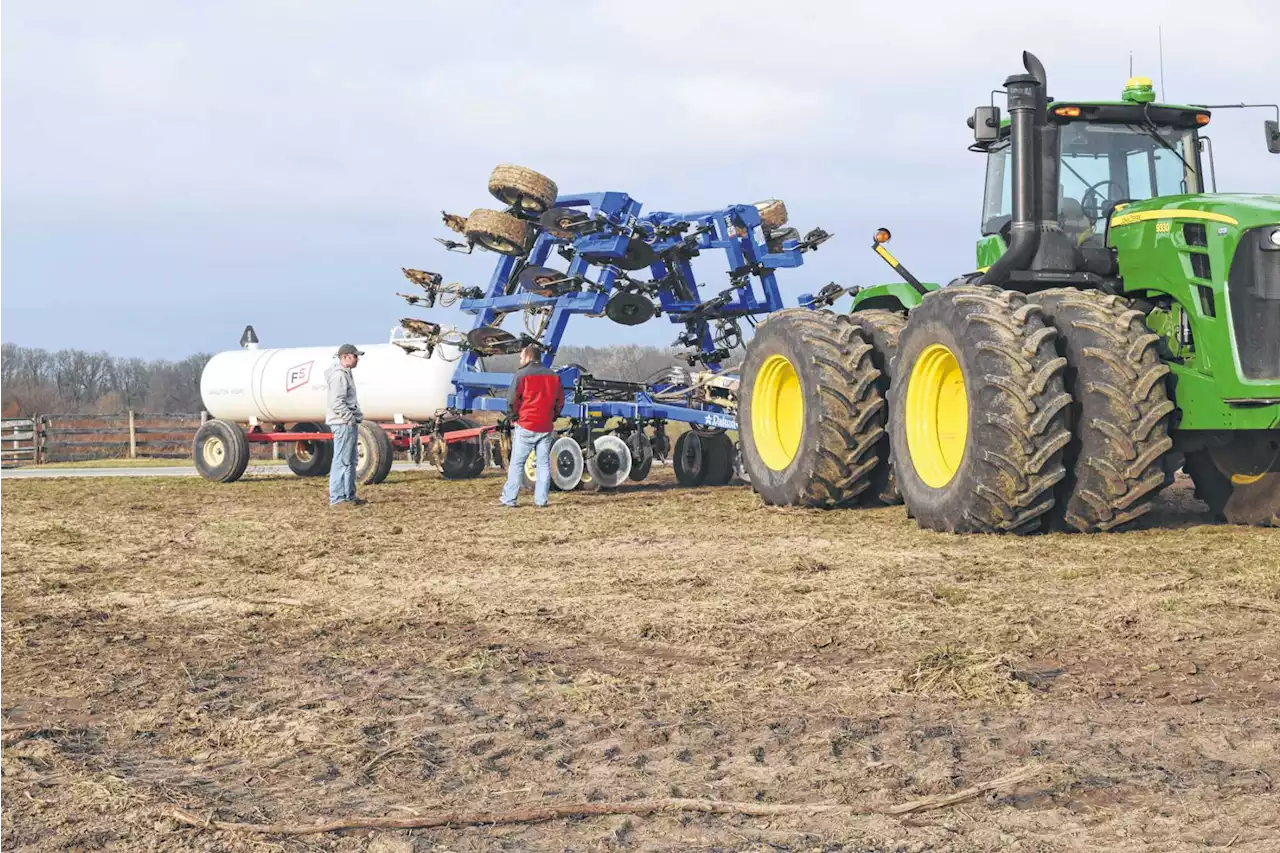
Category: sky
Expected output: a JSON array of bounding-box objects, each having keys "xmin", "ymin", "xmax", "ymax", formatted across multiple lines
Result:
[{"xmin": 3, "ymin": 0, "xmax": 1279, "ymax": 359}]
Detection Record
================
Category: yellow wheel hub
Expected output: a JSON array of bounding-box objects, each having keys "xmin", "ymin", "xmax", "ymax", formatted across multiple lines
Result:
[
  {"xmin": 524, "ymin": 452, "xmax": 537, "ymax": 481},
  {"xmin": 201, "ymin": 437, "xmax": 225, "ymax": 467},
  {"xmin": 905, "ymin": 343, "xmax": 968, "ymax": 488},
  {"xmin": 1230, "ymin": 471, "xmax": 1266, "ymax": 486},
  {"xmin": 752, "ymin": 354, "xmax": 804, "ymax": 471}
]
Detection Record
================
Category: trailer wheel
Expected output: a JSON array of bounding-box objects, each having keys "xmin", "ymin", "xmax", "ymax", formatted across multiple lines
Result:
[
  {"xmin": 673, "ymin": 430, "xmax": 707, "ymax": 487},
  {"xmin": 890, "ymin": 286, "xmax": 1071, "ymax": 534},
  {"xmin": 1184, "ymin": 432, "xmax": 1280, "ymax": 527},
  {"xmin": 627, "ymin": 432, "xmax": 653, "ymax": 481},
  {"xmin": 193, "ymin": 419, "xmax": 250, "ymax": 483},
  {"xmin": 465, "ymin": 209, "xmax": 531, "ymax": 256},
  {"xmin": 845, "ymin": 309, "xmax": 907, "ymax": 505},
  {"xmin": 739, "ymin": 309, "xmax": 886, "ymax": 507},
  {"xmin": 488, "ymin": 164, "xmax": 558, "ymax": 215},
  {"xmin": 285, "ymin": 422, "xmax": 332, "ymax": 477},
  {"xmin": 1029, "ymin": 288, "xmax": 1175, "ymax": 532},
  {"xmin": 355, "ymin": 423, "xmax": 394, "ymax": 485},
  {"xmin": 440, "ymin": 417, "xmax": 484, "ymax": 480}
]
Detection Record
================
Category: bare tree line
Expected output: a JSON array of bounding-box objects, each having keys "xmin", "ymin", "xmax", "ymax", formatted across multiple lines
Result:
[
  {"xmin": 1, "ymin": 344, "xmax": 210, "ymax": 416},
  {"xmin": 0, "ymin": 342, "xmax": 720, "ymax": 416}
]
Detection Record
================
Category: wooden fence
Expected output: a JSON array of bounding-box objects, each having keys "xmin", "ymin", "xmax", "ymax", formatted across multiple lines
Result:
[
  {"xmin": 1, "ymin": 417, "xmax": 40, "ymax": 467},
  {"xmin": 37, "ymin": 412, "xmax": 205, "ymax": 463},
  {"xmin": 1, "ymin": 413, "xmax": 280, "ymax": 466}
]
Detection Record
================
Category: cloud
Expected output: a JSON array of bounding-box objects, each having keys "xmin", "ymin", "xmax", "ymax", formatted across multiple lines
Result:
[{"xmin": 2, "ymin": 0, "xmax": 1278, "ymax": 357}]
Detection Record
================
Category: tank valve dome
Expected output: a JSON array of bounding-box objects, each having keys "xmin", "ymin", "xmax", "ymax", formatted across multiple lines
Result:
[{"xmin": 239, "ymin": 325, "xmax": 260, "ymax": 349}]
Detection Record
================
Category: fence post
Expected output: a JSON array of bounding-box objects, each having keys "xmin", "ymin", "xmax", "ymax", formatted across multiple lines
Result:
[
  {"xmin": 128, "ymin": 410, "xmax": 138, "ymax": 459},
  {"xmin": 272, "ymin": 442, "xmax": 280, "ymax": 460}
]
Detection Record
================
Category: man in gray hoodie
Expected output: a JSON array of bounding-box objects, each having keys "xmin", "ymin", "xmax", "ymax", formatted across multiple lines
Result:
[{"xmin": 325, "ymin": 344, "xmax": 365, "ymax": 506}]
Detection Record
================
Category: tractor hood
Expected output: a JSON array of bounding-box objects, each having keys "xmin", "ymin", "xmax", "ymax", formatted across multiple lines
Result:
[{"xmin": 1109, "ymin": 193, "xmax": 1280, "ymax": 232}]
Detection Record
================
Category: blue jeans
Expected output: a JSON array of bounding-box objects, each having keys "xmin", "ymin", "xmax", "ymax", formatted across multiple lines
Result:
[
  {"xmin": 328, "ymin": 422, "xmax": 359, "ymax": 504},
  {"xmin": 502, "ymin": 425, "xmax": 552, "ymax": 507}
]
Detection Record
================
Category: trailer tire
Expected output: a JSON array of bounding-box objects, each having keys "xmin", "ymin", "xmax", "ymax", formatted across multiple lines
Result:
[
  {"xmin": 845, "ymin": 309, "xmax": 908, "ymax": 505},
  {"xmin": 285, "ymin": 422, "xmax": 332, "ymax": 477},
  {"xmin": 193, "ymin": 419, "xmax": 250, "ymax": 483},
  {"xmin": 440, "ymin": 417, "xmax": 485, "ymax": 480},
  {"xmin": 1029, "ymin": 288, "xmax": 1175, "ymax": 531},
  {"xmin": 890, "ymin": 286, "xmax": 1071, "ymax": 534},
  {"xmin": 355, "ymin": 422, "xmax": 394, "ymax": 485},
  {"xmin": 739, "ymin": 308, "xmax": 886, "ymax": 507},
  {"xmin": 488, "ymin": 164, "xmax": 558, "ymax": 215},
  {"xmin": 466, "ymin": 209, "xmax": 531, "ymax": 256},
  {"xmin": 673, "ymin": 430, "xmax": 708, "ymax": 487}
]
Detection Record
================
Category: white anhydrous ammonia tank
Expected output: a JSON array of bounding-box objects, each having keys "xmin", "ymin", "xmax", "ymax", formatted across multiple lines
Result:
[{"xmin": 200, "ymin": 343, "xmax": 459, "ymax": 424}]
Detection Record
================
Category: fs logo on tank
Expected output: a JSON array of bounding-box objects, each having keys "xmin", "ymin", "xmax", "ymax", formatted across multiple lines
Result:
[{"xmin": 286, "ymin": 361, "xmax": 314, "ymax": 392}]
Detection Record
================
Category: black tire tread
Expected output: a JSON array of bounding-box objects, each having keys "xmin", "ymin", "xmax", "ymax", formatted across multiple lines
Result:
[
  {"xmin": 744, "ymin": 308, "xmax": 886, "ymax": 507},
  {"xmin": 846, "ymin": 309, "xmax": 907, "ymax": 505},
  {"xmin": 891, "ymin": 286, "xmax": 1071, "ymax": 534},
  {"xmin": 1030, "ymin": 288, "xmax": 1174, "ymax": 531}
]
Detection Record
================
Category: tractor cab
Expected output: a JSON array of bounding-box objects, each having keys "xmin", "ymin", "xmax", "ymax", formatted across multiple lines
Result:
[{"xmin": 971, "ymin": 74, "xmax": 1222, "ymax": 273}]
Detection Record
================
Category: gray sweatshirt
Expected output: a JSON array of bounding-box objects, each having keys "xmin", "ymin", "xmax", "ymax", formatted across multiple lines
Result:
[{"xmin": 324, "ymin": 364, "xmax": 363, "ymax": 426}]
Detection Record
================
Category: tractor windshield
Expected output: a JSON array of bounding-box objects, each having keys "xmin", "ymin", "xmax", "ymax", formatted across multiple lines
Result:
[{"xmin": 981, "ymin": 121, "xmax": 1201, "ymax": 243}]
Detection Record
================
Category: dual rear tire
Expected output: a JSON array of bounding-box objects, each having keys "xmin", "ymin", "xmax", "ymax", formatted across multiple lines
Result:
[{"xmin": 737, "ymin": 286, "xmax": 1197, "ymax": 533}]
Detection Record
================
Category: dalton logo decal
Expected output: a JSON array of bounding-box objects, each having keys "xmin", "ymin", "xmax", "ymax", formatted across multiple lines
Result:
[{"xmin": 286, "ymin": 361, "xmax": 314, "ymax": 392}]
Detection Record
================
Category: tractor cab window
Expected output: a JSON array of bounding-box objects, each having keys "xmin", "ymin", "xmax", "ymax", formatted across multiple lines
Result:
[
  {"xmin": 1058, "ymin": 121, "xmax": 1200, "ymax": 245},
  {"xmin": 981, "ymin": 139, "xmax": 1012, "ymax": 237}
]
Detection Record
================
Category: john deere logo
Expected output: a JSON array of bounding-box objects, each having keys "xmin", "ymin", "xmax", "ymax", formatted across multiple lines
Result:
[{"xmin": 286, "ymin": 361, "xmax": 314, "ymax": 392}]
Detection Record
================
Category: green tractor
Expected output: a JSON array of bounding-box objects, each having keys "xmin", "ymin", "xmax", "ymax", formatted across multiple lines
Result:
[{"xmin": 738, "ymin": 51, "xmax": 1280, "ymax": 531}]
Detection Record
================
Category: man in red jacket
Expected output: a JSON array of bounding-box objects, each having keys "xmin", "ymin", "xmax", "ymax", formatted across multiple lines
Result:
[{"xmin": 500, "ymin": 345, "xmax": 565, "ymax": 507}]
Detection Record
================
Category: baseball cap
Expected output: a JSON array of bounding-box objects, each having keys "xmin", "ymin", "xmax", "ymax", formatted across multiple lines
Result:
[{"xmin": 336, "ymin": 343, "xmax": 365, "ymax": 357}]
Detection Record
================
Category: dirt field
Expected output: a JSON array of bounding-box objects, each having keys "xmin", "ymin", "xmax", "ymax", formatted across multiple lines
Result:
[{"xmin": 3, "ymin": 466, "xmax": 1278, "ymax": 852}]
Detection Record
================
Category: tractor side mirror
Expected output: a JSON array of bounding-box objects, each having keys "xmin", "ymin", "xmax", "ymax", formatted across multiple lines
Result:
[
  {"xmin": 970, "ymin": 106, "xmax": 1001, "ymax": 142},
  {"xmin": 1265, "ymin": 119, "xmax": 1280, "ymax": 154}
]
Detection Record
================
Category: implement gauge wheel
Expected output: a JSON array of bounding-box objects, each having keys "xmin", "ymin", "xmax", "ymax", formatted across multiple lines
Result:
[
  {"xmin": 1029, "ymin": 288, "xmax": 1175, "ymax": 532},
  {"xmin": 465, "ymin": 209, "xmax": 531, "ymax": 256},
  {"xmin": 845, "ymin": 309, "xmax": 908, "ymax": 505},
  {"xmin": 738, "ymin": 308, "xmax": 886, "ymax": 506},
  {"xmin": 488, "ymin": 164, "xmax": 558, "ymax": 215},
  {"xmin": 439, "ymin": 416, "xmax": 485, "ymax": 479},
  {"xmin": 193, "ymin": 419, "xmax": 250, "ymax": 483},
  {"xmin": 627, "ymin": 432, "xmax": 653, "ymax": 481},
  {"xmin": 1184, "ymin": 432, "xmax": 1280, "ymax": 527},
  {"xmin": 673, "ymin": 430, "xmax": 707, "ymax": 487},
  {"xmin": 889, "ymin": 286, "xmax": 1071, "ymax": 534},
  {"xmin": 285, "ymin": 422, "xmax": 332, "ymax": 477}
]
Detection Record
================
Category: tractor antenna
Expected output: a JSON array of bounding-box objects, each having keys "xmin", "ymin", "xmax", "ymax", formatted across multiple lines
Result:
[
  {"xmin": 1158, "ymin": 26, "xmax": 1166, "ymax": 101},
  {"xmin": 1129, "ymin": 51, "xmax": 1133, "ymax": 78}
]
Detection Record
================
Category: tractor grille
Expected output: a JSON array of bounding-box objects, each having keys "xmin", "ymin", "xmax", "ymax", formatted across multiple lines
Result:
[
  {"xmin": 1183, "ymin": 222, "xmax": 1208, "ymax": 247},
  {"xmin": 1190, "ymin": 252, "xmax": 1212, "ymax": 280},
  {"xmin": 1228, "ymin": 227, "xmax": 1280, "ymax": 380}
]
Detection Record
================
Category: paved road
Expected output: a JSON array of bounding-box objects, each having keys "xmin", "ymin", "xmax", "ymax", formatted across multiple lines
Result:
[{"xmin": 1, "ymin": 461, "xmax": 428, "ymax": 480}]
